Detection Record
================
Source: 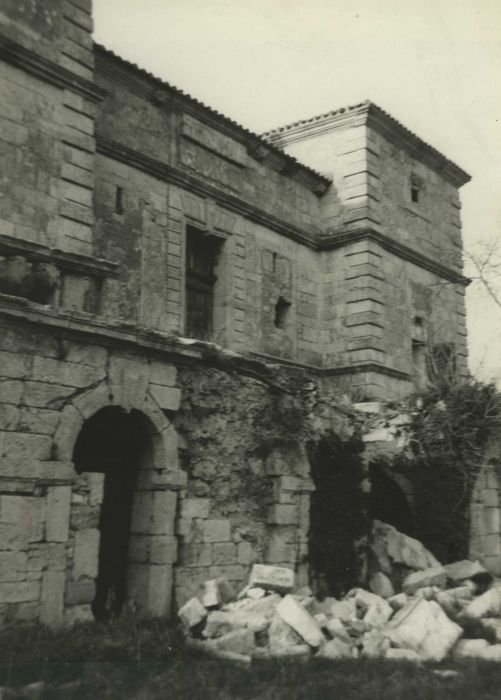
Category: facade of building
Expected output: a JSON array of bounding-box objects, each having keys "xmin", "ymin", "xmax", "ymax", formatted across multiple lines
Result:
[{"xmin": 0, "ymin": 0, "xmax": 471, "ymax": 626}]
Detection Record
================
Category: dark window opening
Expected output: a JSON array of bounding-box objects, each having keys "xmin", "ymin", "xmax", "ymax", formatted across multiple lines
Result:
[
  {"xmin": 411, "ymin": 186, "xmax": 420, "ymax": 203},
  {"xmin": 274, "ymin": 296, "xmax": 291, "ymax": 329},
  {"xmin": 185, "ymin": 227, "xmax": 220, "ymax": 340},
  {"xmin": 272, "ymin": 252, "xmax": 277, "ymax": 272},
  {"xmin": 414, "ymin": 315, "xmax": 423, "ymax": 327},
  {"xmin": 115, "ymin": 186, "xmax": 124, "ymax": 214},
  {"xmin": 73, "ymin": 407, "xmax": 149, "ymax": 622},
  {"xmin": 412, "ymin": 339, "xmax": 429, "ymax": 388}
]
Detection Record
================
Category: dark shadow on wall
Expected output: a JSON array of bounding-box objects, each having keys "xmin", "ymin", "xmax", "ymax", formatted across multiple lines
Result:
[{"xmin": 368, "ymin": 462, "xmax": 415, "ymax": 537}]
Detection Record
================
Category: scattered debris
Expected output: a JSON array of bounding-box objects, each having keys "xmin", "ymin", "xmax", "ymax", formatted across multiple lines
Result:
[{"xmin": 178, "ymin": 528, "xmax": 501, "ymax": 664}]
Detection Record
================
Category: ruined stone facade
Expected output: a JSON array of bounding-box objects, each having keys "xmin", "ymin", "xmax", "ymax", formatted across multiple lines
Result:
[{"xmin": 0, "ymin": 0, "xmax": 472, "ymax": 625}]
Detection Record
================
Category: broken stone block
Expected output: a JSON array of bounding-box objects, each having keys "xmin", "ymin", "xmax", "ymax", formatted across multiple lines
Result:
[
  {"xmin": 276, "ymin": 595, "xmax": 325, "ymax": 648},
  {"xmin": 207, "ymin": 628, "xmax": 255, "ymax": 655},
  {"xmin": 402, "ymin": 566, "xmax": 448, "ymax": 596},
  {"xmin": 361, "ymin": 629, "xmax": 391, "ymax": 658},
  {"xmin": 444, "ymin": 560, "xmax": 487, "ymax": 584},
  {"xmin": 178, "ymin": 597, "xmax": 207, "ymax": 628},
  {"xmin": 324, "ymin": 617, "xmax": 352, "ymax": 645},
  {"xmin": 248, "ymin": 564, "xmax": 294, "ymax": 592},
  {"xmin": 369, "ymin": 572, "xmax": 395, "ymax": 599},
  {"xmin": 385, "ymin": 648, "xmax": 421, "ymax": 661},
  {"xmin": 464, "ymin": 586, "xmax": 501, "ymax": 619},
  {"xmin": 317, "ymin": 637, "xmax": 353, "ymax": 659},
  {"xmin": 326, "ymin": 598, "xmax": 357, "ymax": 622},
  {"xmin": 247, "ymin": 587, "xmax": 266, "ymax": 600},
  {"xmin": 386, "ymin": 598, "xmax": 462, "ymax": 661},
  {"xmin": 199, "ymin": 578, "xmax": 234, "ymax": 608},
  {"xmin": 479, "ymin": 644, "xmax": 501, "ymax": 661},
  {"xmin": 348, "ymin": 589, "xmax": 393, "ymax": 627},
  {"xmin": 452, "ymin": 639, "xmax": 490, "ymax": 657},
  {"xmin": 388, "ymin": 593, "xmax": 408, "ymax": 610},
  {"xmin": 269, "ymin": 612, "xmax": 303, "ymax": 648},
  {"xmin": 372, "ymin": 521, "xmax": 440, "ymax": 571}
]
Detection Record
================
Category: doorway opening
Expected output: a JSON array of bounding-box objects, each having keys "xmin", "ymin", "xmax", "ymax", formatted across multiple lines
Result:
[
  {"xmin": 368, "ymin": 462, "xmax": 414, "ymax": 536},
  {"xmin": 73, "ymin": 407, "xmax": 150, "ymax": 621}
]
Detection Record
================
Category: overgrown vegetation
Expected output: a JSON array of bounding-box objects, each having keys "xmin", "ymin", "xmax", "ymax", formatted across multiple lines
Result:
[
  {"xmin": 1, "ymin": 619, "xmax": 501, "ymax": 699},
  {"xmin": 388, "ymin": 379, "xmax": 500, "ymax": 563}
]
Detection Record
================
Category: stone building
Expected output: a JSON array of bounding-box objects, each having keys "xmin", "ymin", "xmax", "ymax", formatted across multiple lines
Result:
[{"xmin": 0, "ymin": 0, "xmax": 473, "ymax": 626}]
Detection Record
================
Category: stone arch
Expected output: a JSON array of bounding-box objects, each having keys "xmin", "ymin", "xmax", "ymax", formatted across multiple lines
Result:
[
  {"xmin": 50, "ymin": 380, "xmax": 183, "ymax": 625},
  {"xmin": 469, "ymin": 447, "xmax": 501, "ymax": 576}
]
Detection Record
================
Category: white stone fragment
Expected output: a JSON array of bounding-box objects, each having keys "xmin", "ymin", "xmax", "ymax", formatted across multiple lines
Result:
[
  {"xmin": 402, "ymin": 566, "xmax": 447, "ymax": 595},
  {"xmin": 317, "ymin": 638, "xmax": 352, "ymax": 659},
  {"xmin": 452, "ymin": 639, "xmax": 490, "ymax": 657},
  {"xmin": 464, "ymin": 586, "xmax": 501, "ymax": 619},
  {"xmin": 178, "ymin": 597, "xmax": 207, "ymax": 628},
  {"xmin": 349, "ymin": 588, "xmax": 393, "ymax": 627},
  {"xmin": 276, "ymin": 594, "xmax": 325, "ymax": 648},
  {"xmin": 444, "ymin": 560, "xmax": 487, "ymax": 584},
  {"xmin": 248, "ymin": 564, "xmax": 294, "ymax": 592},
  {"xmin": 386, "ymin": 598, "xmax": 462, "ymax": 662},
  {"xmin": 385, "ymin": 648, "xmax": 421, "ymax": 661},
  {"xmin": 479, "ymin": 644, "xmax": 501, "ymax": 661},
  {"xmin": 369, "ymin": 572, "xmax": 395, "ymax": 599}
]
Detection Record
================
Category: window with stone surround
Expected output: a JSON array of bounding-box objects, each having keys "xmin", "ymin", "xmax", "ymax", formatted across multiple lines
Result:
[
  {"xmin": 410, "ymin": 174, "xmax": 424, "ymax": 204},
  {"xmin": 184, "ymin": 226, "xmax": 222, "ymax": 340}
]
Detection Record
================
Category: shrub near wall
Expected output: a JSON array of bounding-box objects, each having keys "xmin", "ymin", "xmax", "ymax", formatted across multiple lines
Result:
[{"xmin": 393, "ymin": 380, "xmax": 500, "ymax": 563}]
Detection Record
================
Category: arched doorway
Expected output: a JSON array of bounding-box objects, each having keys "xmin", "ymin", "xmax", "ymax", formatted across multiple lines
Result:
[{"xmin": 73, "ymin": 407, "xmax": 155, "ymax": 621}]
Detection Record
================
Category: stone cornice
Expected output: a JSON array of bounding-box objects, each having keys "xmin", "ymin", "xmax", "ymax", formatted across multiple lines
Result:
[
  {"xmin": 320, "ymin": 229, "xmax": 470, "ymax": 286},
  {"xmin": 0, "ymin": 34, "xmax": 106, "ymax": 102},
  {"xmin": 97, "ymin": 137, "xmax": 469, "ymax": 287},
  {"xmin": 94, "ymin": 44, "xmax": 330, "ymax": 196},
  {"xmin": 96, "ymin": 136, "xmax": 320, "ymax": 247},
  {"xmin": 265, "ymin": 102, "xmax": 470, "ymax": 188},
  {"xmin": 0, "ymin": 295, "xmax": 412, "ymax": 384},
  {"xmin": 0, "ymin": 234, "xmax": 118, "ymax": 278},
  {"xmin": 323, "ymin": 363, "xmax": 412, "ymax": 381}
]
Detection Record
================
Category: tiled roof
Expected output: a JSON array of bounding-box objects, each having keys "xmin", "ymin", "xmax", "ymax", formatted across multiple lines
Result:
[
  {"xmin": 93, "ymin": 43, "xmax": 332, "ymax": 191},
  {"xmin": 262, "ymin": 101, "xmax": 471, "ymax": 186}
]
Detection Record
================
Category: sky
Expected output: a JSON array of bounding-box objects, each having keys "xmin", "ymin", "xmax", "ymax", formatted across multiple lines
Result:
[{"xmin": 92, "ymin": 0, "xmax": 501, "ymax": 384}]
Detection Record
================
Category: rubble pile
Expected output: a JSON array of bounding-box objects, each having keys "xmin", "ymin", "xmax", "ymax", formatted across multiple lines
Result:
[{"xmin": 178, "ymin": 523, "xmax": 501, "ymax": 665}]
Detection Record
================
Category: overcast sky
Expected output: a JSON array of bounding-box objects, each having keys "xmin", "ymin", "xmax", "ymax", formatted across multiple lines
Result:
[{"xmin": 93, "ymin": 0, "xmax": 501, "ymax": 384}]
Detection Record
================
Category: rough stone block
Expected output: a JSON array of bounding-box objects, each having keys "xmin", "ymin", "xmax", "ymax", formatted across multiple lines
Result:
[
  {"xmin": 149, "ymin": 384, "xmax": 181, "ymax": 412},
  {"xmin": 207, "ymin": 628, "xmax": 255, "ymax": 655},
  {"xmin": 202, "ymin": 519, "xmax": 231, "ymax": 543},
  {"xmin": 87, "ymin": 472, "xmax": 105, "ymax": 505},
  {"xmin": 45, "ymin": 486, "xmax": 71, "ymax": 542},
  {"xmin": 464, "ymin": 585, "xmax": 501, "ymax": 618},
  {"xmin": 237, "ymin": 542, "xmax": 253, "ymax": 565},
  {"xmin": 402, "ymin": 566, "xmax": 448, "ymax": 595},
  {"xmin": 248, "ymin": 564, "xmax": 294, "ymax": 592},
  {"xmin": 386, "ymin": 598, "xmax": 462, "ymax": 661},
  {"xmin": 369, "ymin": 572, "xmax": 395, "ymax": 598},
  {"xmin": 73, "ymin": 528, "xmax": 99, "ymax": 580},
  {"xmin": 28, "ymin": 543, "xmax": 66, "ymax": 572},
  {"xmin": 130, "ymin": 490, "xmax": 176, "ymax": 535},
  {"xmin": 182, "ymin": 543, "xmax": 212, "ymax": 567},
  {"xmin": 180, "ymin": 498, "xmax": 210, "ymax": 519},
  {"xmin": 0, "ymin": 379, "xmax": 23, "ymax": 405},
  {"xmin": 0, "ymin": 552, "xmax": 28, "ymax": 582},
  {"xmin": 212, "ymin": 543, "xmax": 236, "ymax": 565},
  {"xmin": 129, "ymin": 534, "xmax": 178, "ymax": 564},
  {"xmin": 317, "ymin": 638, "xmax": 353, "ymax": 659},
  {"xmin": 276, "ymin": 595, "xmax": 325, "ymax": 647},
  {"xmin": 149, "ymin": 362, "xmax": 177, "ymax": 387},
  {"xmin": 178, "ymin": 596, "xmax": 207, "ymax": 628},
  {"xmin": 0, "ymin": 581, "xmax": 40, "ymax": 604},
  {"xmin": 65, "ymin": 579, "xmax": 96, "ymax": 606},
  {"xmin": 267, "ymin": 505, "xmax": 298, "ymax": 525},
  {"xmin": 269, "ymin": 612, "xmax": 302, "ymax": 648},
  {"xmin": 2, "ymin": 432, "xmax": 52, "ymax": 461},
  {"xmin": 128, "ymin": 563, "xmax": 173, "ymax": 617},
  {"xmin": 40, "ymin": 570, "xmax": 65, "ymax": 626},
  {"xmin": 452, "ymin": 639, "xmax": 490, "ymax": 657},
  {"xmin": 0, "ymin": 495, "xmax": 45, "ymax": 549}
]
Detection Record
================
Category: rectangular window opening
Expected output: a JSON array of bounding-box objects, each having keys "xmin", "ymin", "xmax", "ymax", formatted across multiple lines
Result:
[
  {"xmin": 115, "ymin": 186, "xmax": 124, "ymax": 214},
  {"xmin": 185, "ymin": 227, "xmax": 221, "ymax": 340}
]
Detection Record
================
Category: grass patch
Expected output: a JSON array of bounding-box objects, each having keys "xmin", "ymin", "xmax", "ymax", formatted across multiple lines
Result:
[{"xmin": 1, "ymin": 619, "xmax": 501, "ymax": 699}]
